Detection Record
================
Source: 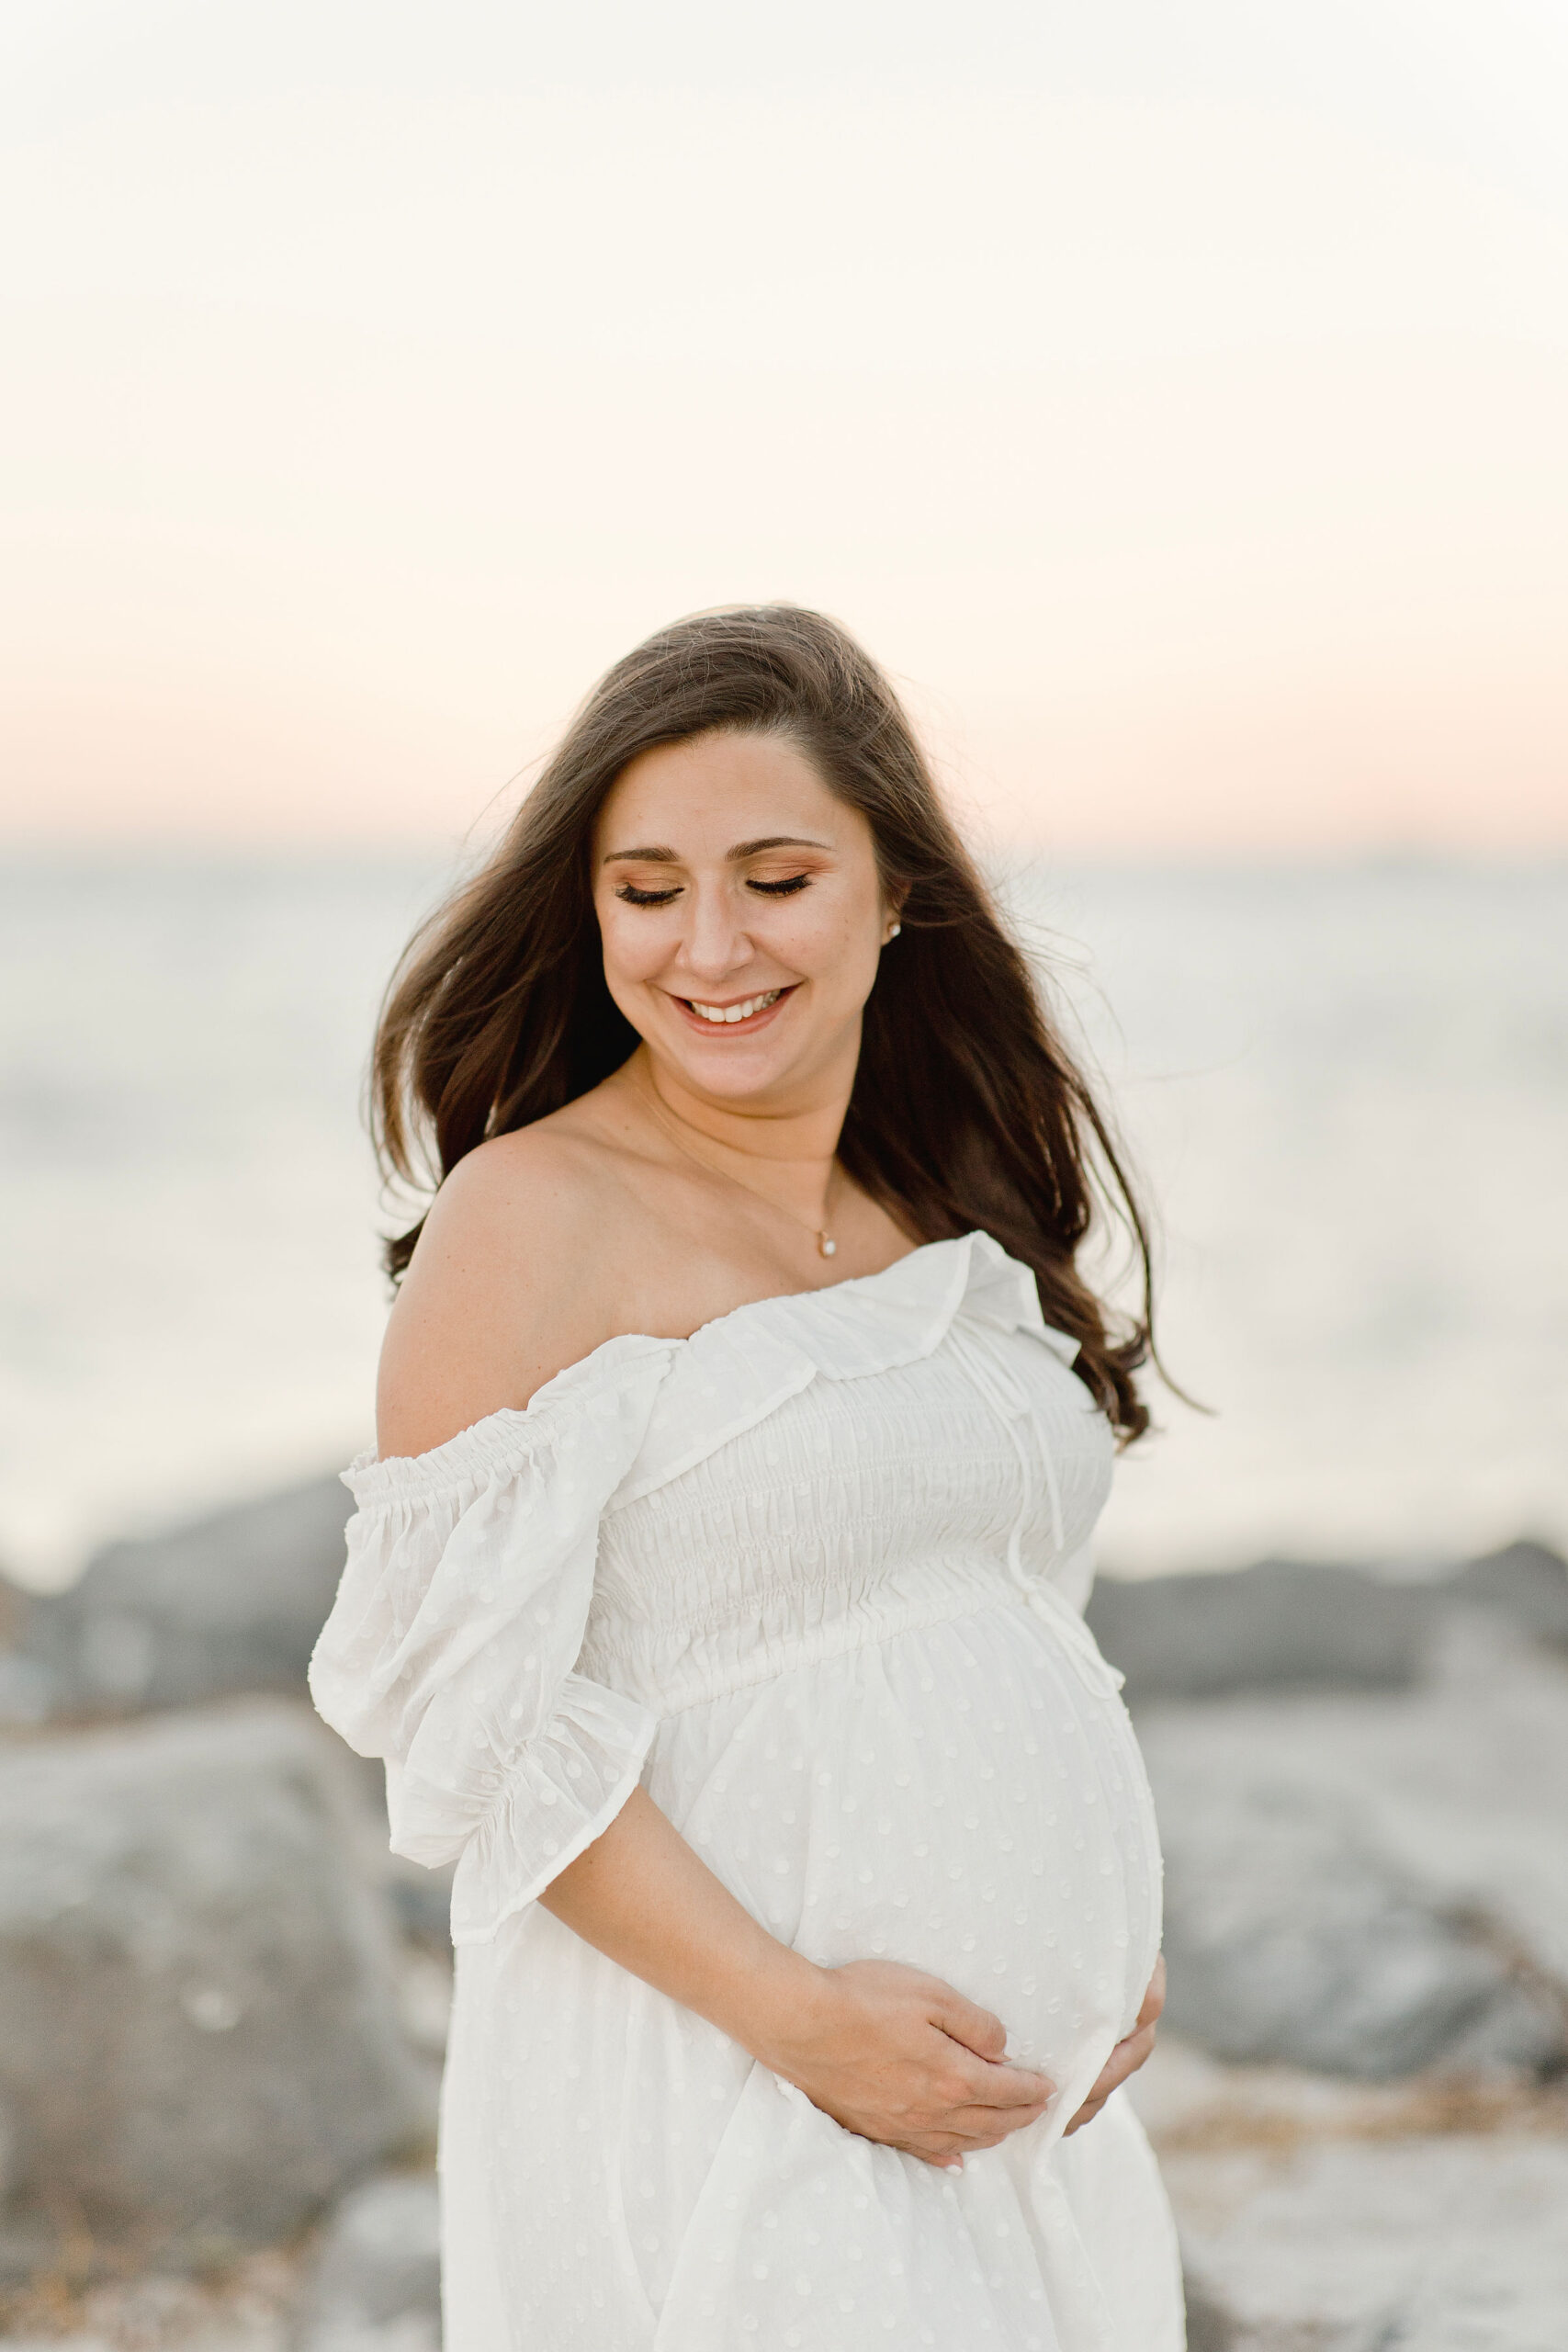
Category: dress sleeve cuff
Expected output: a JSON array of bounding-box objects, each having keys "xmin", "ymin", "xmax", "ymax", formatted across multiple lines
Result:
[{"xmin": 414, "ymin": 1675, "xmax": 660, "ymax": 1944}]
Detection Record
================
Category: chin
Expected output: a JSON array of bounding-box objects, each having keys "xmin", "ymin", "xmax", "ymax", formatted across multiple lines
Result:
[{"xmin": 668, "ymin": 1041, "xmax": 799, "ymax": 1099}]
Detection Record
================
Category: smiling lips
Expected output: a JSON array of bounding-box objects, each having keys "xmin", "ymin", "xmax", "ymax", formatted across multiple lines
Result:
[{"xmin": 675, "ymin": 985, "xmax": 795, "ymax": 1032}]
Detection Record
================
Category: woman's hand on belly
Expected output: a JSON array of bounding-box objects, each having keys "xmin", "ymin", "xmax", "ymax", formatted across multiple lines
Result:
[
  {"xmin": 758, "ymin": 1957, "xmax": 1055, "ymax": 2171},
  {"xmin": 540, "ymin": 1789, "xmax": 1053, "ymax": 2169},
  {"xmin": 1061, "ymin": 1953, "xmax": 1165, "ymax": 2138}
]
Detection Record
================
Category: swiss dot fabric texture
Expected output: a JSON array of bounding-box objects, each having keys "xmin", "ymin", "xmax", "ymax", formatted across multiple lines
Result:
[{"xmin": 310, "ymin": 1232, "xmax": 1183, "ymax": 2351}]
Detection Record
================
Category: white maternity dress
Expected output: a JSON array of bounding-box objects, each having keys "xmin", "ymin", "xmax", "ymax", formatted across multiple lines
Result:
[{"xmin": 310, "ymin": 1231, "xmax": 1185, "ymax": 2352}]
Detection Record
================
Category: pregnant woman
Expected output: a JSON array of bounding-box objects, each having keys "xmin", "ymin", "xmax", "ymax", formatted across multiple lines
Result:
[{"xmin": 310, "ymin": 605, "xmax": 1184, "ymax": 2350}]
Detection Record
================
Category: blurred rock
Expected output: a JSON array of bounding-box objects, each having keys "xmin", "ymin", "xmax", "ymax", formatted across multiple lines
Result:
[
  {"xmin": 385, "ymin": 1857, "xmax": 455, "ymax": 1951},
  {"xmin": 1170, "ymin": 2133, "xmax": 1568, "ymax": 2351},
  {"xmin": 1452, "ymin": 1539, "xmax": 1568, "ymax": 1648},
  {"xmin": 0, "ymin": 1648, "xmax": 53, "ymax": 1728},
  {"xmin": 1086, "ymin": 1559, "xmax": 1438, "ymax": 1702},
  {"xmin": 0, "ymin": 1702, "xmax": 428, "ymax": 2268},
  {"xmin": 1141, "ymin": 1639, "xmax": 1568, "ymax": 2078},
  {"xmin": 1087, "ymin": 1543, "xmax": 1568, "ymax": 1710},
  {"xmin": 391, "ymin": 1945, "xmax": 453, "ymax": 2062},
  {"xmin": 0, "ymin": 1569, "xmax": 28, "ymax": 1645},
  {"xmin": 20, "ymin": 1474, "xmax": 353, "ymax": 1715},
  {"xmin": 1134, "ymin": 2038, "xmax": 1568, "ymax": 2347},
  {"xmin": 0, "ymin": 1572, "xmax": 51, "ymax": 1728},
  {"xmin": 297, "ymin": 2173, "xmax": 441, "ymax": 2352},
  {"xmin": 0, "ymin": 2245, "xmax": 304, "ymax": 2352},
  {"xmin": 1127, "ymin": 2028, "xmax": 1562, "ymax": 2153},
  {"xmin": 1152, "ymin": 1758, "xmax": 1562, "ymax": 2075}
]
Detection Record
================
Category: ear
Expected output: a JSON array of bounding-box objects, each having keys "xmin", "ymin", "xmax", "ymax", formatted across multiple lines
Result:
[{"xmin": 881, "ymin": 885, "xmax": 908, "ymax": 945}]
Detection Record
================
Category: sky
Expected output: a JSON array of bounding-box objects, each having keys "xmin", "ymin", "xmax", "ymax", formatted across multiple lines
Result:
[{"xmin": 3, "ymin": 1, "xmax": 1566, "ymax": 856}]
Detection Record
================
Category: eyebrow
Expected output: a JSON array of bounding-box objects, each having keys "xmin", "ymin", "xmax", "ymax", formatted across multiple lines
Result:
[{"xmin": 601, "ymin": 835, "xmax": 831, "ymax": 865}]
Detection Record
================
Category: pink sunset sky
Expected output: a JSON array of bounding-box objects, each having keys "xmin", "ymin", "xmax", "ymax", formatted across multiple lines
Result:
[{"xmin": 3, "ymin": 0, "xmax": 1565, "ymax": 857}]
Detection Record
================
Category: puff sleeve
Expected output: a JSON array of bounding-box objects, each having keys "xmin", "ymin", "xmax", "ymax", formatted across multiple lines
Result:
[{"xmin": 308, "ymin": 1337, "xmax": 676, "ymax": 1943}]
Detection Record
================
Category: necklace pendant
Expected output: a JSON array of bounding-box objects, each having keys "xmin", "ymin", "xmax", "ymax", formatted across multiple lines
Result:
[{"xmin": 818, "ymin": 1233, "xmax": 837, "ymax": 1258}]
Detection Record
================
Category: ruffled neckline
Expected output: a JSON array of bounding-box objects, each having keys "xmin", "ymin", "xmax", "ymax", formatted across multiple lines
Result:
[
  {"xmin": 350, "ymin": 1231, "xmax": 1081, "ymax": 1505},
  {"xmin": 683, "ymin": 1227, "xmax": 1075, "ymax": 1379}
]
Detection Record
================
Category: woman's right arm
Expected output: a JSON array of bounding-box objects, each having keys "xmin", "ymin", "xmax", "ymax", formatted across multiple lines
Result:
[
  {"xmin": 374, "ymin": 1140, "xmax": 1055, "ymax": 2168},
  {"xmin": 539, "ymin": 1786, "xmax": 1054, "ymax": 2170}
]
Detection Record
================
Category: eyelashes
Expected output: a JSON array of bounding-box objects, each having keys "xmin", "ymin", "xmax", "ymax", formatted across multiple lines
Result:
[{"xmin": 614, "ymin": 875, "xmax": 812, "ymax": 907}]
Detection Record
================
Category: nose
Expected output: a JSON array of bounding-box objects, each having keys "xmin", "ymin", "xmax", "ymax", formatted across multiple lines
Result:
[{"xmin": 679, "ymin": 879, "xmax": 754, "ymax": 984}]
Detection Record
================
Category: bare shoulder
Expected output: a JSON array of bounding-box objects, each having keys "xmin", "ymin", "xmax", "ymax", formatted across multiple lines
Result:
[{"xmin": 375, "ymin": 1118, "xmax": 637, "ymax": 1461}]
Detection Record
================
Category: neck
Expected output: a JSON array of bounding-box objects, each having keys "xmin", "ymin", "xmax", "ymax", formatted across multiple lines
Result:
[{"xmin": 634, "ymin": 1043, "xmax": 854, "ymax": 1187}]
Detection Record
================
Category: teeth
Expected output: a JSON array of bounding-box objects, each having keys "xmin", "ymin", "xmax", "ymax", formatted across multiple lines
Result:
[{"xmin": 688, "ymin": 989, "xmax": 783, "ymax": 1024}]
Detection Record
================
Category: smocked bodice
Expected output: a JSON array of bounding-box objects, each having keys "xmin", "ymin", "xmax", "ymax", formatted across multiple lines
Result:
[{"xmin": 583, "ymin": 1312, "xmax": 1112, "ymax": 1713}]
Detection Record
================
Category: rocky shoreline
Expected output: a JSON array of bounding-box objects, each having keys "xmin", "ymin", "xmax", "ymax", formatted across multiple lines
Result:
[{"xmin": 2, "ymin": 1481, "xmax": 1565, "ymax": 2350}]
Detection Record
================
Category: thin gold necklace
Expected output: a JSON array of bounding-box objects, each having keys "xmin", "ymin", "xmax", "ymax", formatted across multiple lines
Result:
[{"xmin": 640, "ymin": 1074, "xmax": 840, "ymax": 1258}]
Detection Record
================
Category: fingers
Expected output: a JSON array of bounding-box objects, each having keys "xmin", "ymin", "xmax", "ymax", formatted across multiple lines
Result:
[
  {"xmin": 1110, "ymin": 2018, "xmax": 1158, "ymax": 2086},
  {"xmin": 949, "ymin": 2057, "xmax": 1052, "ymax": 2113},
  {"xmin": 1062, "ymin": 2016, "xmax": 1159, "ymax": 2135},
  {"xmin": 903, "ymin": 2114, "xmax": 1037, "ymax": 2166},
  {"xmin": 1126, "ymin": 2018, "xmax": 1159, "ymax": 2066},
  {"xmin": 909, "ymin": 2089, "xmax": 1055, "ymax": 2159},
  {"xmin": 929, "ymin": 1986, "xmax": 1009, "ymax": 2064},
  {"xmin": 1085, "ymin": 2025, "xmax": 1150, "ymax": 2108},
  {"xmin": 922, "ymin": 2065, "xmax": 1052, "ymax": 2131},
  {"xmin": 927, "ymin": 2029, "xmax": 1052, "ymax": 2112}
]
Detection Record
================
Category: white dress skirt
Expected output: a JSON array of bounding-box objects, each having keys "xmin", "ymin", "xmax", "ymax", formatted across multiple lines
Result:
[{"xmin": 310, "ymin": 1231, "xmax": 1185, "ymax": 2351}]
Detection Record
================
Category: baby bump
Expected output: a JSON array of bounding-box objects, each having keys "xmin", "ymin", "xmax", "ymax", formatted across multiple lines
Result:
[{"xmin": 645, "ymin": 1598, "xmax": 1164, "ymax": 2091}]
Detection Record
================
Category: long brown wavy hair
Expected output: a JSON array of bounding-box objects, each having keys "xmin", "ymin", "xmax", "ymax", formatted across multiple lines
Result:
[{"xmin": 372, "ymin": 605, "xmax": 1156, "ymax": 1441}]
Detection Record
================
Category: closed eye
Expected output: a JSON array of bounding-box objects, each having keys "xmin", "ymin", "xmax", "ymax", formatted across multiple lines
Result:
[
  {"xmin": 747, "ymin": 874, "xmax": 811, "ymax": 897},
  {"xmin": 615, "ymin": 883, "xmax": 682, "ymax": 906}
]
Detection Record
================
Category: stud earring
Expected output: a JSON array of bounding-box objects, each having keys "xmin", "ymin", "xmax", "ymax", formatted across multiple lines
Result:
[{"xmin": 887, "ymin": 922, "xmax": 902, "ymax": 939}]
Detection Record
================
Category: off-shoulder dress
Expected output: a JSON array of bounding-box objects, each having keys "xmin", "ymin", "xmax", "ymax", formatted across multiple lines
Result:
[{"xmin": 310, "ymin": 1231, "xmax": 1184, "ymax": 2351}]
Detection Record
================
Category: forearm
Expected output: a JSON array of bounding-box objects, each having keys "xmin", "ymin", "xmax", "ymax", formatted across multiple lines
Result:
[
  {"xmin": 537, "ymin": 1786, "xmax": 823, "ymax": 2066},
  {"xmin": 538, "ymin": 1786, "xmax": 1055, "ymax": 2168}
]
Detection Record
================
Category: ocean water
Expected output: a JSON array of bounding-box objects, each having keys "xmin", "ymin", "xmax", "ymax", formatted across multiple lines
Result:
[{"xmin": 1, "ymin": 853, "xmax": 1563, "ymax": 1591}]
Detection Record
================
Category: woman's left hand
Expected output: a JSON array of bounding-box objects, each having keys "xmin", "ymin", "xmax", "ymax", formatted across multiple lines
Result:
[{"xmin": 1062, "ymin": 1953, "xmax": 1166, "ymax": 2136}]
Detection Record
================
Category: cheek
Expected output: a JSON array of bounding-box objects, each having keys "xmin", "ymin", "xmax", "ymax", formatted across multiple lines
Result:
[
  {"xmin": 784, "ymin": 892, "xmax": 882, "ymax": 989},
  {"xmin": 596, "ymin": 900, "xmax": 670, "ymax": 983}
]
